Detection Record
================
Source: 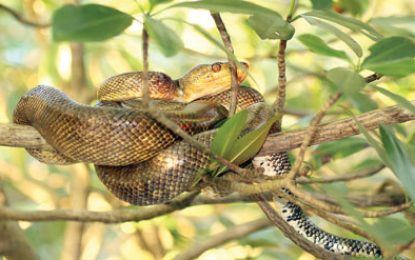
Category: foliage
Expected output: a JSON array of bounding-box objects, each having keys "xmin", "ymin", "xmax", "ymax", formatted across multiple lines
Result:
[{"xmin": 1, "ymin": 0, "xmax": 415, "ymax": 259}]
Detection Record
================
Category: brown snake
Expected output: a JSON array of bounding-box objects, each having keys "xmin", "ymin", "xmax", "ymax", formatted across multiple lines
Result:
[{"xmin": 13, "ymin": 61, "xmax": 383, "ymax": 257}]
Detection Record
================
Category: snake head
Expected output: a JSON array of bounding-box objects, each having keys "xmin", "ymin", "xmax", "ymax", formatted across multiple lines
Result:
[{"xmin": 177, "ymin": 61, "xmax": 249, "ymax": 102}]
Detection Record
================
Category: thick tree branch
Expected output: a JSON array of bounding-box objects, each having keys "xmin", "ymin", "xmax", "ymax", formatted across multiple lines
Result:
[{"xmin": 1, "ymin": 101, "xmax": 413, "ymax": 156}]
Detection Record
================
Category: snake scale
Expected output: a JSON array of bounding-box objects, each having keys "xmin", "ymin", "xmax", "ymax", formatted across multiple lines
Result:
[{"xmin": 14, "ymin": 62, "xmax": 382, "ymax": 258}]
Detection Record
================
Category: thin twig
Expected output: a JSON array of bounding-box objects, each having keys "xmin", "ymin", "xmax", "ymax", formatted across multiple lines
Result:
[
  {"xmin": 0, "ymin": 3, "xmax": 49, "ymax": 28},
  {"xmin": 175, "ymin": 218, "xmax": 271, "ymax": 260},
  {"xmin": 210, "ymin": 12, "xmax": 239, "ymax": 116},
  {"xmin": 273, "ymin": 40, "xmax": 288, "ymax": 129},
  {"xmin": 297, "ymin": 164, "xmax": 385, "ymax": 184},
  {"xmin": 286, "ymin": 92, "xmax": 342, "ymax": 180}
]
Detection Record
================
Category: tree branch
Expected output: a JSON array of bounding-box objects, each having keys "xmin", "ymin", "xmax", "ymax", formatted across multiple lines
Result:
[
  {"xmin": 0, "ymin": 3, "xmax": 49, "ymax": 28},
  {"xmin": 2, "ymin": 101, "xmax": 413, "ymax": 156}
]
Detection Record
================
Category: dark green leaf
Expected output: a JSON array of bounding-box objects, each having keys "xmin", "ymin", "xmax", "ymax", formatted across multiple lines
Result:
[
  {"xmin": 144, "ymin": 16, "xmax": 183, "ymax": 57},
  {"xmin": 228, "ymin": 115, "xmax": 279, "ymax": 165},
  {"xmin": 297, "ymin": 34, "xmax": 349, "ymax": 60},
  {"xmin": 247, "ymin": 14, "xmax": 295, "ymax": 40},
  {"xmin": 327, "ymin": 67, "xmax": 366, "ymax": 94},
  {"xmin": 302, "ymin": 16, "xmax": 363, "ymax": 57},
  {"xmin": 371, "ymin": 86, "xmax": 415, "ymax": 114},
  {"xmin": 211, "ymin": 109, "xmax": 249, "ymax": 158},
  {"xmin": 310, "ymin": 0, "xmax": 332, "ymax": 10},
  {"xmin": 362, "ymin": 37, "xmax": 415, "ymax": 77},
  {"xmin": 52, "ymin": 4, "xmax": 133, "ymax": 42},
  {"xmin": 380, "ymin": 126, "xmax": 415, "ymax": 201},
  {"xmin": 302, "ymin": 10, "xmax": 382, "ymax": 41}
]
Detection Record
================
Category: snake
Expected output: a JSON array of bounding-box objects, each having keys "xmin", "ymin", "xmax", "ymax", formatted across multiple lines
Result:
[{"xmin": 13, "ymin": 61, "xmax": 382, "ymax": 258}]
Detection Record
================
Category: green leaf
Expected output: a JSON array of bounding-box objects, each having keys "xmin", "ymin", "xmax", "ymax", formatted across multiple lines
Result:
[
  {"xmin": 228, "ymin": 116, "xmax": 279, "ymax": 165},
  {"xmin": 211, "ymin": 109, "xmax": 249, "ymax": 158},
  {"xmin": 349, "ymin": 92, "xmax": 378, "ymax": 112},
  {"xmin": 297, "ymin": 34, "xmax": 349, "ymax": 60},
  {"xmin": 149, "ymin": 0, "xmax": 172, "ymax": 7},
  {"xmin": 362, "ymin": 37, "xmax": 415, "ymax": 77},
  {"xmin": 337, "ymin": 0, "xmax": 369, "ymax": 17},
  {"xmin": 310, "ymin": 0, "xmax": 332, "ymax": 10},
  {"xmin": 171, "ymin": 0, "xmax": 295, "ymax": 40},
  {"xmin": 302, "ymin": 10, "xmax": 382, "ymax": 41},
  {"xmin": 326, "ymin": 67, "xmax": 366, "ymax": 94},
  {"xmin": 52, "ymin": 4, "xmax": 133, "ymax": 42},
  {"xmin": 371, "ymin": 86, "xmax": 415, "ymax": 114},
  {"xmin": 314, "ymin": 137, "xmax": 367, "ymax": 159},
  {"xmin": 302, "ymin": 16, "xmax": 363, "ymax": 57},
  {"xmin": 144, "ymin": 16, "xmax": 183, "ymax": 57},
  {"xmin": 373, "ymin": 217, "xmax": 415, "ymax": 245},
  {"xmin": 380, "ymin": 126, "xmax": 415, "ymax": 201},
  {"xmin": 247, "ymin": 14, "xmax": 295, "ymax": 40}
]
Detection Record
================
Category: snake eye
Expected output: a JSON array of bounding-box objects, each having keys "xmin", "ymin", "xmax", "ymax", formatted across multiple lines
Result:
[{"xmin": 211, "ymin": 62, "xmax": 222, "ymax": 73}]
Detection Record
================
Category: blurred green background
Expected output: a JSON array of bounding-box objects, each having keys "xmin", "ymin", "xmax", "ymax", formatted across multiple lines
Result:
[{"xmin": 0, "ymin": 0, "xmax": 415, "ymax": 259}]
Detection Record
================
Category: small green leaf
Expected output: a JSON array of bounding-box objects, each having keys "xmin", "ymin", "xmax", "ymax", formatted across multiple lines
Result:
[
  {"xmin": 298, "ymin": 34, "xmax": 349, "ymax": 60},
  {"xmin": 247, "ymin": 14, "xmax": 295, "ymax": 40},
  {"xmin": 302, "ymin": 16, "xmax": 363, "ymax": 57},
  {"xmin": 310, "ymin": 0, "xmax": 332, "ymax": 10},
  {"xmin": 52, "ymin": 4, "xmax": 133, "ymax": 42},
  {"xmin": 302, "ymin": 10, "xmax": 382, "ymax": 41},
  {"xmin": 371, "ymin": 86, "xmax": 415, "ymax": 114},
  {"xmin": 380, "ymin": 126, "xmax": 415, "ymax": 201},
  {"xmin": 144, "ymin": 16, "xmax": 183, "ymax": 57},
  {"xmin": 362, "ymin": 37, "xmax": 415, "ymax": 77},
  {"xmin": 211, "ymin": 109, "xmax": 249, "ymax": 158},
  {"xmin": 327, "ymin": 67, "xmax": 366, "ymax": 94}
]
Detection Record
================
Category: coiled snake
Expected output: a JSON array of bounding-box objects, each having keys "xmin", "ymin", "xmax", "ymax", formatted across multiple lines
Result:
[{"xmin": 14, "ymin": 62, "xmax": 382, "ymax": 258}]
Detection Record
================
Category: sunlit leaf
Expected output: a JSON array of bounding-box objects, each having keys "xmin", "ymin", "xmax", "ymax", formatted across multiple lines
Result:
[
  {"xmin": 149, "ymin": 0, "xmax": 172, "ymax": 7},
  {"xmin": 314, "ymin": 137, "xmax": 367, "ymax": 159},
  {"xmin": 247, "ymin": 14, "xmax": 295, "ymax": 40},
  {"xmin": 144, "ymin": 16, "xmax": 183, "ymax": 57},
  {"xmin": 211, "ymin": 109, "xmax": 249, "ymax": 158},
  {"xmin": 302, "ymin": 10, "xmax": 382, "ymax": 41},
  {"xmin": 302, "ymin": 16, "xmax": 363, "ymax": 57},
  {"xmin": 52, "ymin": 4, "xmax": 133, "ymax": 42},
  {"xmin": 310, "ymin": 0, "xmax": 332, "ymax": 10},
  {"xmin": 380, "ymin": 126, "xmax": 415, "ymax": 201},
  {"xmin": 371, "ymin": 86, "xmax": 415, "ymax": 114},
  {"xmin": 298, "ymin": 34, "xmax": 349, "ymax": 60},
  {"xmin": 362, "ymin": 37, "xmax": 415, "ymax": 77},
  {"xmin": 327, "ymin": 67, "xmax": 366, "ymax": 94}
]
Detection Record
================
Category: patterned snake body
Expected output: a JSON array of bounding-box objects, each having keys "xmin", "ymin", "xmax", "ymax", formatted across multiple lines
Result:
[{"xmin": 14, "ymin": 62, "xmax": 382, "ymax": 258}]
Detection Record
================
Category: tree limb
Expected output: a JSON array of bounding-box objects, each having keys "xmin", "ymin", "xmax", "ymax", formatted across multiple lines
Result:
[{"xmin": 1, "ymin": 101, "xmax": 413, "ymax": 155}]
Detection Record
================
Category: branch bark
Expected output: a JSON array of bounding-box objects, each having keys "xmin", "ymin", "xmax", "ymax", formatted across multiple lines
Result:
[{"xmin": 1, "ymin": 101, "xmax": 413, "ymax": 155}]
